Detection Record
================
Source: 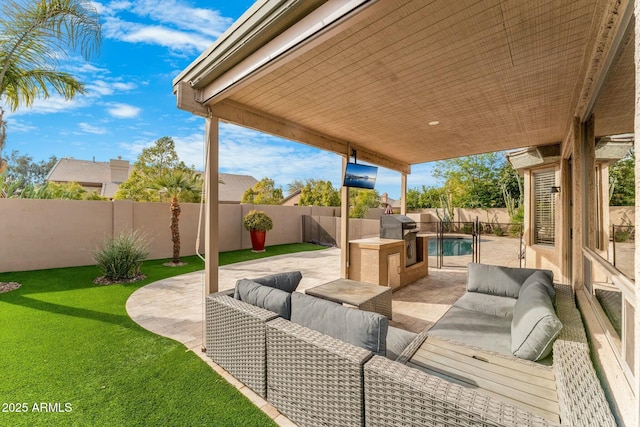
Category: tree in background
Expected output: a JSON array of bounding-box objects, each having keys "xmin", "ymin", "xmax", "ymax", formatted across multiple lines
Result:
[
  {"xmin": 114, "ymin": 136, "xmax": 200, "ymax": 202},
  {"xmin": 242, "ymin": 178, "xmax": 284, "ymax": 205},
  {"xmin": 151, "ymin": 169, "xmax": 201, "ymax": 265},
  {"xmin": 5, "ymin": 150, "xmax": 57, "ymax": 186},
  {"xmin": 298, "ymin": 179, "xmax": 340, "ymax": 207},
  {"xmin": 406, "ymin": 185, "xmax": 443, "ymax": 210},
  {"xmin": 2, "ymin": 179, "xmax": 103, "ymax": 200},
  {"xmin": 609, "ymin": 148, "xmax": 635, "ymax": 206},
  {"xmin": 287, "ymin": 179, "xmax": 304, "ymax": 195},
  {"xmin": 433, "ymin": 152, "xmax": 505, "ymax": 208},
  {"xmin": 349, "ymin": 188, "xmax": 380, "ymax": 218},
  {"xmin": 0, "ymin": 0, "xmax": 101, "ymax": 172}
]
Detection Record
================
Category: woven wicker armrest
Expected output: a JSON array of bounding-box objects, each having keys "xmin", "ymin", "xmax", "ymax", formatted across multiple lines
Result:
[
  {"xmin": 364, "ymin": 355, "xmax": 559, "ymax": 427},
  {"xmin": 208, "ymin": 288, "xmax": 235, "ymax": 299},
  {"xmin": 395, "ymin": 327, "xmax": 430, "ymax": 364},
  {"xmin": 266, "ymin": 317, "xmax": 372, "ymax": 427},
  {"xmin": 551, "ymin": 284, "xmax": 616, "ymax": 427},
  {"xmin": 206, "ymin": 294, "xmax": 279, "ymax": 397}
]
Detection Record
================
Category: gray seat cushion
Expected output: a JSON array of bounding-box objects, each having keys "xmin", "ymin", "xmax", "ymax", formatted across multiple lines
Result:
[
  {"xmin": 453, "ymin": 292, "xmax": 516, "ymax": 318},
  {"xmin": 235, "ymin": 279, "xmax": 292, "ymax": 320},
  {"xmin": 386, "ymin": 326, "xmax": 418, "ymax": 361},
  {"xmin": 252, "ymin": 271, "xmax": 302, "ymax": 293},
  {"xmin": 428, "ymin": 306, "xmax": 512, "ymax": 355},
  {"xmin": 291, "ymin": 292, "xmax": 388, "ymax": 356},
  {"xmin": 467, "ymin": 263, "xmax": 554, "ymax": 298},
  {"xmin": 512, "ymin": 281, "xmax": 563, "ymax": 361}
]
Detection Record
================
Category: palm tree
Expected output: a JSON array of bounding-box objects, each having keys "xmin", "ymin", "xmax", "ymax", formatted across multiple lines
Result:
[
  {"xmin": 151, "ymin": 170, "xmax": 202, "ymax": 265},
  {"xmin": 0, "ymin": 0, "xmax": 101, "ymax": 172}
]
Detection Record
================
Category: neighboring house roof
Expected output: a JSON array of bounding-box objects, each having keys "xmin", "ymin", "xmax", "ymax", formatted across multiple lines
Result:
[
  {"xmin": 47, "ymin": 158, "xmax": 257, "ymax": 202},
  {"xmin": 46, "ymin": 157, "xmax": 134, "ymax": 199},
  {"xmin": 381, "ymin": 192, "xmax": 401, "ymax": 208},
  {"xmin": 282, "ymin": 189, "xmax": 302, "ymax": 206},
  {"xmin": 219, "ymin": 173, "xmax": 258, "ymax": 203}
]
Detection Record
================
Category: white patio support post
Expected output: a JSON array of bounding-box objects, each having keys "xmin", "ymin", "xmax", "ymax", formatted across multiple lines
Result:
[
  {"xmin": 400, "ymin": 173, "xmax": 407, "ymax": 215},
  {"xmin": 634, "ymin": 1, "xmax": 640, "ymax": 418},
  {"xmin": 341, "ymin": 155, "xmax": 350, "ymax": 279},
  {"xmin": 205, "ymin": 115, "xmax": 220, "ymax": 294}
]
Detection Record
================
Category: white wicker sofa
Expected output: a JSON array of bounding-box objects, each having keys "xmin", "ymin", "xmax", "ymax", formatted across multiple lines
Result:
[{"xmin": 205, "ymin": 266, "xmax": 615, "ymax": 427}]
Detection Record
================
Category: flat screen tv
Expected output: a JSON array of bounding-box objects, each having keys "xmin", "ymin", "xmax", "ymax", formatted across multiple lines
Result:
[{"xmin": 343, "ymin": 162, "xmax": 378, "ymax": 189}]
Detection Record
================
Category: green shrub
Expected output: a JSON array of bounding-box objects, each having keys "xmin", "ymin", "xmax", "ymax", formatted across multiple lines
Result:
[
  {"xmin": 461, "ymin": 223, "xmax": 473, "ymax": 234},
  {"xmin": 93, "ymin": 232, "xmax": 150, "ymax": 281},
  {"xmin": 614, "ymin": 230, "xmax": 629, "ymax": 242},
  {"xmin": 508, "ymin": 223, "xmax": 523, "ymax": 237},
  {"xmin": 493, "ymin": 226, "xmax": 505, "ymax": 236},
  {"xmin": 243, "ymin": 210, "xmax": 274, "ymax": 232}
]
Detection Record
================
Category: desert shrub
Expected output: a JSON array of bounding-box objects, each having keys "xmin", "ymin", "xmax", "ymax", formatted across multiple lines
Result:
[
  {"xmin": 461, "ymin": 223, "xmax": 473, "ymax": 234},
  {"xmin": 508, "ymin": 223, "xmax": 523, "ymax": 237},
  {"xmin": 94, "ymin": 232, "xmax": 150, "ymax": 281},
  {"xmin": 493, "ymin": 225, "xmax": 505, "ymax": 236},
  {"xmin": 614, "ymin": 230, "xmax": 629, "ymax": 242}
]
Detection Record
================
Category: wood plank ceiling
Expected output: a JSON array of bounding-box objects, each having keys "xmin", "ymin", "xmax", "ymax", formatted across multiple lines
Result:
[{"xmin": 205, "ymin": 0, "xmax": 632, "ymax": 165}]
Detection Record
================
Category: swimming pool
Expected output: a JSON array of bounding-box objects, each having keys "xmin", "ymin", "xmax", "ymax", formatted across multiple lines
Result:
[{"xmin": 428, "ymin": 237, "xmax": 474, "ymax": 256}]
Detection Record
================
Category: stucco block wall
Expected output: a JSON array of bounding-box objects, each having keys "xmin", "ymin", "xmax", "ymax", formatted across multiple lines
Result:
[
  {"xmin": 0, "ymin": 199, "xmax": 113, "ymax": 272},
  {"xmin": 0, "ymin": 200, "xmax": 348, "ymax": 273}
]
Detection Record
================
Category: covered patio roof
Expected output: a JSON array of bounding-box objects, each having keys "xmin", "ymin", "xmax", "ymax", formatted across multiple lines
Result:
[
  {"xmin": 172, "ymin": 1, "xmax": 638, "ymax": 423},
  {"xmin": 173, "ymin": 0, "xmax": 633, "ymax": 173}
]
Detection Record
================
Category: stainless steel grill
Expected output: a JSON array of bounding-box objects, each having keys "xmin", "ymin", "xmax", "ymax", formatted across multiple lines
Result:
[{"xmin": 380, "ymin": 215, "xmax": 418, "ymax": 266}]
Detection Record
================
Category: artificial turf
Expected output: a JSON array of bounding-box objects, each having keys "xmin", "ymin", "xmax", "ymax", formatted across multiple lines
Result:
[{"xmin": 0, "ymin": 243, "xmax": 326, "ymax": 426}]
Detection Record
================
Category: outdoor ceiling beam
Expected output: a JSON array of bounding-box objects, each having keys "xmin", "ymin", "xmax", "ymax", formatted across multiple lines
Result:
[
  {"xmin": 195, "ymin": 0, "xmax": 384, "ymax": 105},
  {"xmin": 208, "ymin": 100, "xmax": 411, "ymax": 174}
]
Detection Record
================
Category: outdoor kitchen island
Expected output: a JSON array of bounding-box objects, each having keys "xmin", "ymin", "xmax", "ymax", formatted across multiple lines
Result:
[{"xmin": 348, "ymin": 235, "xmax": 428, "ymax": 290}]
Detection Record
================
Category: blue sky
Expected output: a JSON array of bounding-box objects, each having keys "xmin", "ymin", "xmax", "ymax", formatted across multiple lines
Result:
[{"xmin": 3, "ymin": 0, "xmax": 439, "ymax": 199}]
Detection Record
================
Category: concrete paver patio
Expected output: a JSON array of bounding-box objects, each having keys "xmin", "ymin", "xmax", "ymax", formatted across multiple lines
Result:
[{"xmin": 126, "ymin": 246, "xmax": 479, "ymax": 426}]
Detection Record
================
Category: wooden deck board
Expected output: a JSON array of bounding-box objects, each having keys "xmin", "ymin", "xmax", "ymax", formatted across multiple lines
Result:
[{"xmin": 409, "ymin": 336, "xmax": 560, "ymax": 423}]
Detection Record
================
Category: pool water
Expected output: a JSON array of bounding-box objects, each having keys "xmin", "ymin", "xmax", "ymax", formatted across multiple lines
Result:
[{"xmin": 428, "ymin": 237, "xmax": 474, "ymax": 256}]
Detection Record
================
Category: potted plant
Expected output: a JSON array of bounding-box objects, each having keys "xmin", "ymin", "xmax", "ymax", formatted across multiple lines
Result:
[{"xmin": 243, "ymin": 210, "xmax": 273, "ymax": 252}]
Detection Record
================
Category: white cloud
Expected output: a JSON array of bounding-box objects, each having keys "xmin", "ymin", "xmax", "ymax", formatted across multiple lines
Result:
[
  {"xmin": 86, "ymin": 80, "xmax": 137, "ymax": 96},
  {"xmin": 107, "ymin": 103, "xmax": 141, "ymax": 118},
  {"xmin": 129, "ymin": 0, "xmax": 232, "ymax": 38},
  {"xmin": 3, "ymin": 95, "xmax": 90, "ymax": 116},
  {"xmin": 218, "ymin": 124, "xmax": 342, "ymax": 189},
  {"xmin": 118, "ymin": 123, "xmax": 343, "ymax": 191},
  {"xmin": 96, "ymin": 0, "xmax": 233, "ymax": 52},
  {"xmin": 78, "ymin": 122, "xmax": 108, "ymax": 134},
  {"xmin": 103, "ymin": 17, "xmax": 212, "ymax": 52}
]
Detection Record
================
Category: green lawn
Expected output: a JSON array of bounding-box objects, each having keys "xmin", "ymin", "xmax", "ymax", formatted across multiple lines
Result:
[{"xmin": 0, "ymin": 243, "xmax": 326, "ymax": 426}]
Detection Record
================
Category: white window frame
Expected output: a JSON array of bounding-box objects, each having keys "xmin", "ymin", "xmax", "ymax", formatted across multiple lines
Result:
[{"xmin": 532, "ymin": 169, "xmax": 556, "ymax": 246}]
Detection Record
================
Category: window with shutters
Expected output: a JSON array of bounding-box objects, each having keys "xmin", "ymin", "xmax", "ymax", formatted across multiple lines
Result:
[{"xmin": 533, "ymin": 170, "xmax": 555, "ymax": 246}]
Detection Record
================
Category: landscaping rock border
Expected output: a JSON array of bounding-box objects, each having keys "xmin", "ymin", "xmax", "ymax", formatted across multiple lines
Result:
[
  {"xmin": 93, "ymin": 274, "xmax": 146, "ymax": 285},
  {"xmin": 0, "ymin": 282, "xmax": 21, "ymax": 293}
]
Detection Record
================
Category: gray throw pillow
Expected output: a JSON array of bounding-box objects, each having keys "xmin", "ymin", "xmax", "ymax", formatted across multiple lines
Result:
[
  {"xmin": 235, "ymin": 279, "xmax": 291, "ymax": 320},
  {"xmin": 511, "ymin": 281, "xmax": 562, "ymax": 361},
  {"xmin": 291, "ymin": 292, "xmax": 388, "ymax": 356},
  {"xmin": 519, "ymin": 270, "xmax": 555, "ymax": 300},
  {"xmin": 232, "ymin": 271, "xmax": 302, "ymax": 299},
  {"xmin": 252, "ymin": 271, "xmax": 302, "ymax": 293}
]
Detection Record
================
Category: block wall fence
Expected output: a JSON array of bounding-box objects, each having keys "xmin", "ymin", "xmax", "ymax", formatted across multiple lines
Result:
[{"xmin": 0, "ymin": 199, "xmax": 633, "ymax": 273}]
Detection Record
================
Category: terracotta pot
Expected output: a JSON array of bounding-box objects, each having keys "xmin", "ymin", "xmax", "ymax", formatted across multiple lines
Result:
[{"xmin": 249, "ymin": 229, "xmax": 267, "ymax": 252}]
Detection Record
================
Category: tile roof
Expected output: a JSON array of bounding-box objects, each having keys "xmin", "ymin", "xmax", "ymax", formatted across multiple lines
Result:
[
  {"xmin": 46, "ymin": 158, "xmax": 134, "ymax": 198},
  {"xmin": 219, "ymin": 173, "xmax": 258, "ymax": 203}
]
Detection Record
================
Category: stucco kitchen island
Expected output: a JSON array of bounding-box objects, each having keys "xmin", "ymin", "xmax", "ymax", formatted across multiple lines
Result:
[{"xmin": 348, "ymin": 236, "xmax": 428, "ymax": 290}]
